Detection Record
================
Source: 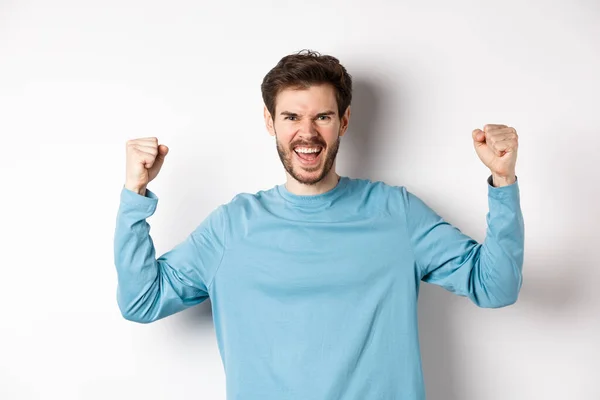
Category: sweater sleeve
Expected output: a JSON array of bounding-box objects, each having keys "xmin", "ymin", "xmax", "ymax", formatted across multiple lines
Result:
[
  {"xmin": 402, "ymin": 175, "xmax": 524, "ymax": 308},
  {"xmin": 113, "ymin": 185, "xmax": 226, "ymax": 323}
]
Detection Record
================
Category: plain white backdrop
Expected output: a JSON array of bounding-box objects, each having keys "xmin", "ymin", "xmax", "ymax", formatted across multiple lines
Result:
[{"xmin": 1, "ymin": 0, "xmax": 599, "ymax": 399}]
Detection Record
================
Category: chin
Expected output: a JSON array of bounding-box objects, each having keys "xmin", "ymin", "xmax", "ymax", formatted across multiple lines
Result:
[
  {"xmin": 292, "ymin": 169, "xmax": 326, "ymax": 185},
  {"xmin": 290, "ymin": 158, "xmax": 332, "ymax": 185}
]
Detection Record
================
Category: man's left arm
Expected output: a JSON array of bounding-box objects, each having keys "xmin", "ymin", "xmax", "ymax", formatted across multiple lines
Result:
[{"xmin": 403, "ymin": 124, "xmax": 524, "ymax": 308}]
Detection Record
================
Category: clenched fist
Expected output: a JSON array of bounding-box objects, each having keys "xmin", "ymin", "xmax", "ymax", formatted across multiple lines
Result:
[
  {"xmin": 472, "ymin": 124, "xmax": 518, "ymax": 187},
  {"xmin": 125, "ymin": 137, "xmax": 169, "ymax": 195}
]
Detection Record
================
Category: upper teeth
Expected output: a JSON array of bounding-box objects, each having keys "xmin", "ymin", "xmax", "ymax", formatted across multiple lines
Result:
[{"xmin": 295, "ymin": 147, "xmax": 320, "ymax": 153}]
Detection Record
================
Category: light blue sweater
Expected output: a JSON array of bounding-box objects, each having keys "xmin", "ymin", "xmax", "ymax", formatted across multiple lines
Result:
[{"xmin": 114, "ymin": 175, "xmax": 524, "ymax": 399}]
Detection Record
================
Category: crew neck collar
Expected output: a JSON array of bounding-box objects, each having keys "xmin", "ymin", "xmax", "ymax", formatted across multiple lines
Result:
[{"xmin": 276, "ymin": 176, "xmax": 350, "ymax": 207}]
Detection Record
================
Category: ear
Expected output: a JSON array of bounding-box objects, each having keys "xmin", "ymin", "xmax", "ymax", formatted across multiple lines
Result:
[
  {"xmin": 338, "ymin": 106, "xmax": 351, "ymax": 137},
  {"xmin": 264, "ymin": 105, "xmax": 275, "ymax": 137}
]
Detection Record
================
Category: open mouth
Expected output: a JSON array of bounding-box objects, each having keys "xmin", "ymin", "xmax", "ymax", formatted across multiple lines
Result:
[{"xmin": 293, "ymin": 146, "xmax": 323, "ymax": 164}]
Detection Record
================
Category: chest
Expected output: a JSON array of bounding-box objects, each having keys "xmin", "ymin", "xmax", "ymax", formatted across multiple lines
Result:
[{"xmin": 215, "ymin": 215, "xmax": 415, "ymax": 298}]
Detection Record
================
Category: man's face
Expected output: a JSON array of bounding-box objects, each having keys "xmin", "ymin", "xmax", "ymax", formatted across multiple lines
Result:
[{"xmin": 264, "ymin": 84, "xmax": 350, "ymax": 185}]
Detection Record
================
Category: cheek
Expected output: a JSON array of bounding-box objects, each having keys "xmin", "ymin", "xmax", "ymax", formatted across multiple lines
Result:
[
  {"xmin": 274, "ymin": 123, "xmax": 293, "ymax": 137},
  {"xmin": 279, "ymin": 133, "xmax": 295, "ymax": 148},
  {"xmin": 323, "ymin": 126, "xmax": 341, "ymax": 143},
  {"xmin": 275, "ymin": 130, "xmax": 294, "ymax": 150}
]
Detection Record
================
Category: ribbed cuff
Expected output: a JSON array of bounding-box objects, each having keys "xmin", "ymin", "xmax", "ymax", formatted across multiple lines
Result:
[
  {"xmin": 487, "ymin": 174, "xmax": 520, "ymax": 201},
  {"xmin": 120, "ymin": 185, "xmax": 159, "ymax": 213}
]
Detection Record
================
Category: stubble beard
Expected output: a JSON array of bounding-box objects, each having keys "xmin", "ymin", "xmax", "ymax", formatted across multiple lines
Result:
[{"xmin": 275, "ymin": 129, "xmax": 341, "ymax": 186}]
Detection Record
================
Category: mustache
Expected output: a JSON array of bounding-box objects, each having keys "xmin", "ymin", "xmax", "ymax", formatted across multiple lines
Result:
[{"xmin": 290, "ymin": 140, "xmax": 326, "ymax": 148}]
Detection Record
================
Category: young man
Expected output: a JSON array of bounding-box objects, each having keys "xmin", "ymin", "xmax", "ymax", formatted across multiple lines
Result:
[{"xmin": 114, "ymin": 49, "xmax": 524, "ymax": 399}]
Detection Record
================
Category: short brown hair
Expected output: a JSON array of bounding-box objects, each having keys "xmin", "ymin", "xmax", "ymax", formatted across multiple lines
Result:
[{"xmin": 261, "ymin": 49, "xmax": 353, "ymax": 120}]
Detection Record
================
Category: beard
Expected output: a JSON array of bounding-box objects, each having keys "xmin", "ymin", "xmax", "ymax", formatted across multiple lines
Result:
[{"xmin": 275, "ymin": 129, "xmax": 341, "ymax": 186}]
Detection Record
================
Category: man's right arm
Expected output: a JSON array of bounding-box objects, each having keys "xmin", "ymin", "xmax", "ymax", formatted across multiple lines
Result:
[{"xmin": 113, "ymin": 185, "xmax": 227, "ymax": 323}]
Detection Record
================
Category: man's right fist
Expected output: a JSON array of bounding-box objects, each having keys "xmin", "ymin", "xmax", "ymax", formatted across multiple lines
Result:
[{"xmin": 125, "ymin": 137, "xmax": 169, "ymax": 195}]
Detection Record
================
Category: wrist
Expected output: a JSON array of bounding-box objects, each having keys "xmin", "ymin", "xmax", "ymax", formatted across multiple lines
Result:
[
  {"xmin": 125, "ymin": 183, "xmax": 147, "ymax": 196},
  {"xmin": 491, "ymin": 173, "xmax": 516, "ymax": 187}
]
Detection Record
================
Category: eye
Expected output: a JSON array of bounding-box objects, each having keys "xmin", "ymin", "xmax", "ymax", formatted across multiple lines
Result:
[
  {"xmin": 284, "ymin": 116, "xmax": 297, "ymax": 121},
  {"xmin": 317, "ymin": 115, "xmax": 331, "ymax": 121}
]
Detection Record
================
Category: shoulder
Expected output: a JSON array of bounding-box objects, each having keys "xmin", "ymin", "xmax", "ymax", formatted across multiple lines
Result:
[
  {"xmin": 343, "ymin": 177, "xmax": 412, "ymax": 216},
  {"xmin": 345, "ymin": 178, "xmax": 440, "ymax": 228},
  {"xmin": 221, "ymin": 185, "xmax": 278, "ymax": 212},
  {"xmin": 348, "ymin": 177, "xmax": 405, "ymax": 194},
  {"xmin": 211, "ymin": 184, "xmax": 280, "ymax": 224}
]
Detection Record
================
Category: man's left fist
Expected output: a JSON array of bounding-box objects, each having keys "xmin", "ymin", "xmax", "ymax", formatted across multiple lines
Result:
[{"xmin": 472, "ymin": 124, "xmax": 518, "ymax": 185}]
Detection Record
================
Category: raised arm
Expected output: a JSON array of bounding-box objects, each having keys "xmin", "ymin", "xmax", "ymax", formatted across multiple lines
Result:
[
  {"xmin": 114, "ymin": 187, "xmax": 226, "ymax": 323},
  {"xmin": 402, "ymin": 175, "xmax": 524, "ymax": 308},
  {"xmin": 113, "ymin": 137, "xmax": 226, "ymax": 323}
]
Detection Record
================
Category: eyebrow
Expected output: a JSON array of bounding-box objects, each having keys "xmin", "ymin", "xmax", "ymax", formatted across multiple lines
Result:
[{"xmin": 280, "ymin": 110, "xmax": 336, "ymax": 117}]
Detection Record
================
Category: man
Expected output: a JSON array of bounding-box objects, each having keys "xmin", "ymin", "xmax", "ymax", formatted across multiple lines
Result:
[{"xmin": 114, "ymin": 49, "xmax": 524, "ymax": 399}]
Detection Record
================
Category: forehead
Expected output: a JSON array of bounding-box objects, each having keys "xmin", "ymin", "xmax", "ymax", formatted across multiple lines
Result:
[{"xmin": 275, "ymin": 84, "xmax": 337, "ymax": 114}]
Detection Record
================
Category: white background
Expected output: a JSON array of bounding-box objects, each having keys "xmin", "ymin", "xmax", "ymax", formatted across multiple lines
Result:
[{"xmin": 1, "ymin": 0, "xmax": 599, "ymax": 399}]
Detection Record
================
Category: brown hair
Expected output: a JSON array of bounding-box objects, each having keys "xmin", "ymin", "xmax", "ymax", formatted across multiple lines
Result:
[{"xmin": 261, "ymin": 49, "xmax": 353, "ymax": 121}]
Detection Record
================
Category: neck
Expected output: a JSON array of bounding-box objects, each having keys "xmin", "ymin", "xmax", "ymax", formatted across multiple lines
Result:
[{"xmin": 284, "ymin": 169, "xmax": 340, "ymax": 196}]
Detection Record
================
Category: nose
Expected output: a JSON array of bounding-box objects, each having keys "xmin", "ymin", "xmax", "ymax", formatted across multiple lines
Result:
[{"xmin": 298, "ymin": 118, "xmax": 318, "ymax": 136}]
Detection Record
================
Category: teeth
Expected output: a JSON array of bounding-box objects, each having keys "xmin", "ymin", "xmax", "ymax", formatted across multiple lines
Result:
[{"xmin": 295, "ymin": 147, "xmax": 321, "ymax": 153}]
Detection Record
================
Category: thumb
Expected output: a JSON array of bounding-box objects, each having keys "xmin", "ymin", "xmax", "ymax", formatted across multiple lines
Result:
[
  {"xmin": 157, "ymin": 144, "xmax": 169, "ymax": 158},
  {"xmin": 472, "ymin": 129, "xmax": 485, "ymax": 144},
  {"xmin": 148, "ymin": 144, "xmax": 168, "ymax": 174}
]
